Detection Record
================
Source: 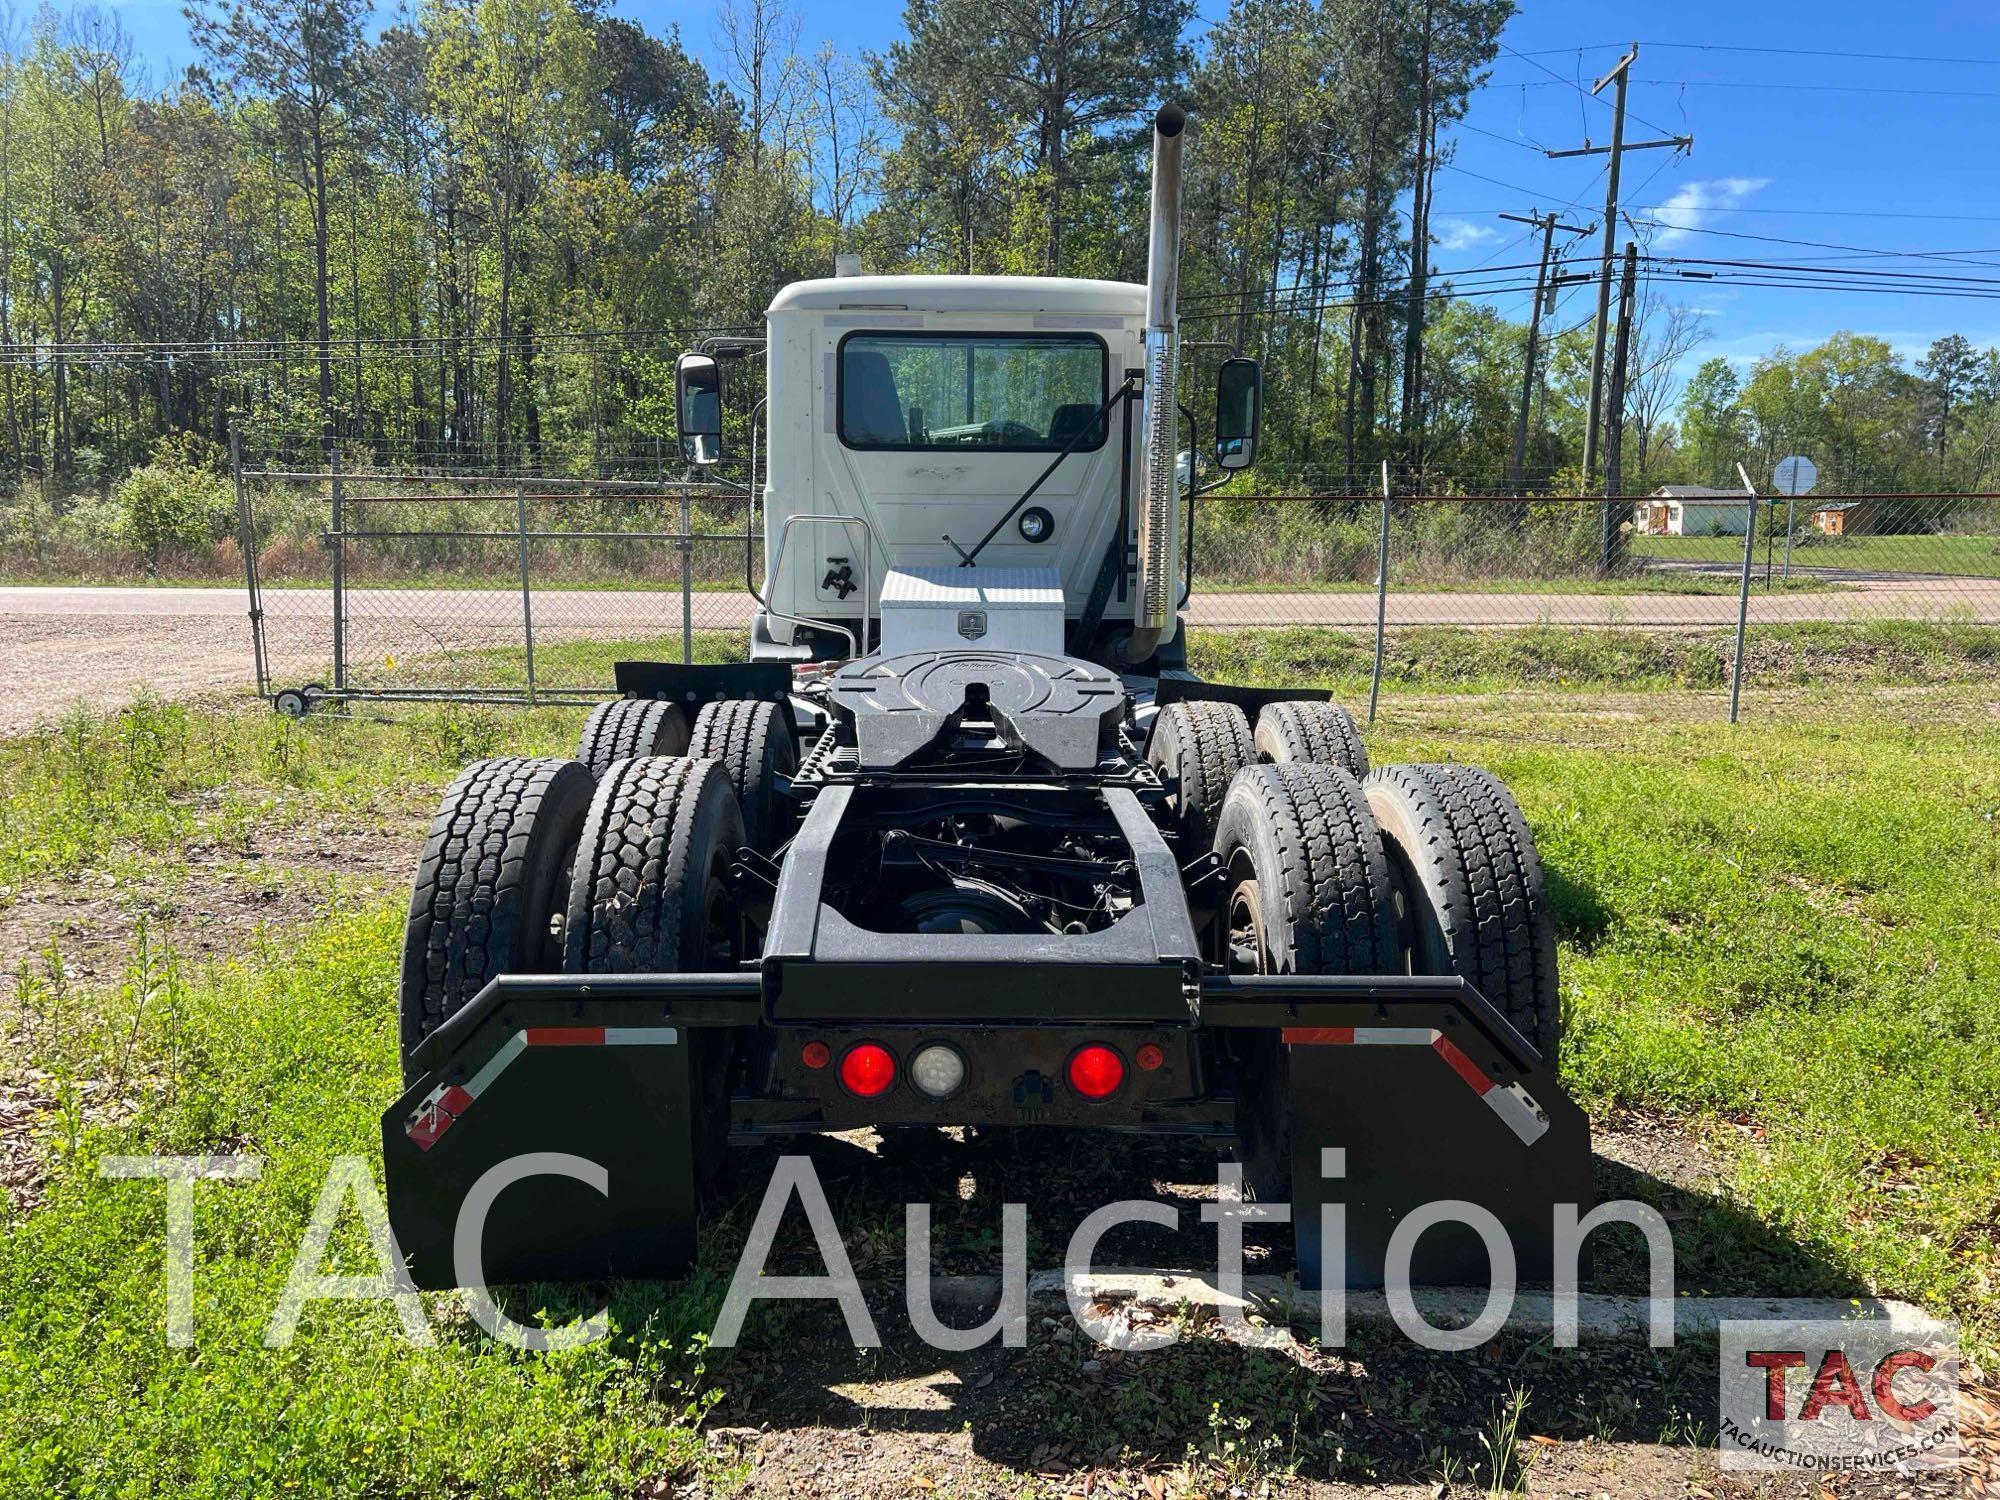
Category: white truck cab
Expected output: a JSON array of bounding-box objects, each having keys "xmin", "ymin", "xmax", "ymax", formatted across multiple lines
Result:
[{"xmin": 673, "ymin": 105, "xmax": 1263, "ymax": 672}]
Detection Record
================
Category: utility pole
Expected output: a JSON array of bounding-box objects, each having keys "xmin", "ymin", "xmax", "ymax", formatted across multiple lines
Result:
[
  {"xmin": 1504, "ymin": 210, "xmax": 1594, "ymax": 489},
  {"xmin": 1400, "ymin": 0, "xmax": 1437, "ymax": 466},
  {"xmin": 1547, "ymin": 43, "xmax": 1691, "ymax": 487},
  {"xmin": 1602, "ymin": 241, "xmax": 1639, "ymax": 570}
]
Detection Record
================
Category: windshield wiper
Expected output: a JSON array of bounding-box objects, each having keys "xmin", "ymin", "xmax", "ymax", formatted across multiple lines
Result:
[{"xmin": 948, "ymin": 377, "xmax": 1138, "ymax": 567}]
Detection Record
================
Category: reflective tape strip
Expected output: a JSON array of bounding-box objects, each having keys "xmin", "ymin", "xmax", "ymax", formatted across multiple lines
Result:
[
  {"xmin": 524, "ymin": 1026, "xmax": 681, "ymax": 1047},
  {"xmin": 467, "ymin": 1032, "xmax": 529, "ymax": 1096},
  {"xmin": 1431, "ymin": 1033, "xmax": 1494, "ymax": 1095},
  {"xmin": 1278, "ymin": 1022, "xmax": 1549, "ymax": 1146},
  {"xmin": 1281, "ymin": 1026, "xmax": 1439, "ymax": 1046},
  {"xmin": 1355, "ymin": 1026, "xmax": 1442, "ymax": 1047},
  {"xmin": 404, "ymin": 1026, "xmax": 678, "ymax": 1150},
  {"xmin": 1280, "ymin": 1026, "xmax": 1353, "ymax": 1045},
  {"xmin": 406, "ymin": 1084, "xmax": 474, "ymax": 1152},
  {"xmin": 1484, "ymin": 1081, "xmax": 1551, "ymax": 1146}
]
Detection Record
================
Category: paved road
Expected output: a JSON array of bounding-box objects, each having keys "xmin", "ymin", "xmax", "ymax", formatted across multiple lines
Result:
[
  {"xmin": 7, "ymin": 577, "xmax": 1997, "ymax": 628},
  {"xmin": 4, "ymin": 578, "xmax": 1995, "ymax": 732}
]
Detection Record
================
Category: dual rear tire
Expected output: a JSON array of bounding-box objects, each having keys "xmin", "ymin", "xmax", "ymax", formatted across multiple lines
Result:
[
  {"xmin": 401, "ymin": 699, "xmax": 796, "ymax": 1071},
  {"xmin": 1213, "ymin": 754, "xmax": 1561, "ymax": 1199},
  {"xmin": 1146, "ymin": 698, "xmax": 1367, "ymax": 848}
]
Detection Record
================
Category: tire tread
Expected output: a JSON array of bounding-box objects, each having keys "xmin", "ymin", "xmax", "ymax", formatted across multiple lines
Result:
[
  {"xmin": 1364, "ymin": 763, "xmax": 1559, "ymax": 1056},
  {"xmin": 1147, "ymin": 701, "xmax": 1254, "ymax": 847},
  {"xmin": 577, "ymin": 699, "xmax": 688, "ymax": 778},
  {"xmin": 1254, "ymin": 701, "xmax": 1368, "ymax": 777},
  {"xmin": 398, "ymin": 756, "xmax": 592, "ymax": 1065}
]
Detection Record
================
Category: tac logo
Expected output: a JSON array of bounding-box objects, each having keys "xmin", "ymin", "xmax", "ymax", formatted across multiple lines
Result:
[{"xmin": 1719, "ymin": 1317, "xmax": 1961, "ymax": 1474}]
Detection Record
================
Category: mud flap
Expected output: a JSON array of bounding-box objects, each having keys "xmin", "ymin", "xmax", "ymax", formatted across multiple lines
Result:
[
  {"xmin": 382, "ymin": 1021, "xmax": 699, "ymax": 1290},
  {"xmin": 1284, "ymin": 1019, "xmax": 1593, "ymax": 1289}
]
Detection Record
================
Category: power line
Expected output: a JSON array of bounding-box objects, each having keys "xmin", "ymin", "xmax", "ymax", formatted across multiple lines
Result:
[
  {"xmin": 1495, "ymin": 43, "xmax": 1682, "ymax": 141},
  {"xmin": 1657, "ymin": 256, "xmax": 2000, "ymax": 289},
  {"xmin": 1633, "ymin": 41, "xmax": 2000, "ymax": 67},
  {"xmin": 1632, "ymin": 206, "xmax": 2000, "ymax": 222},
  {"xmin": 1503, "ymin": 41, "xmax": 2000, "ymax": 66},
  {"xmin": 1177, "ymin": 258, "xmax": 1555, "ymax": 309},
  {"xmin": 1454, "ymin": 119, "xmax": 1549, "ymax": 154},
  {"xmin": 1483, "ymin": 76, "xmax": 2000, "ymax": 101},
  {"xmin": 1439, "ymin": 161, "xmax": 1573, "ymax": 201},
  {"xmin": 1622, "ymin": 220, "xmax": 2000, "ymax": 267}
]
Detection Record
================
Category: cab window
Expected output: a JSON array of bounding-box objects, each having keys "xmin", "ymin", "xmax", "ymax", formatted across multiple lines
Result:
[{"xmin": 839, "ymin": 332, "xmax": 1108, "ymax": 452}]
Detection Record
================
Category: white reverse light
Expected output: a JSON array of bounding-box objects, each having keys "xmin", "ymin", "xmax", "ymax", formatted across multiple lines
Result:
[{"xmin": 908, "ymin": 1043, "xmax": 967, "ymax": 1099}]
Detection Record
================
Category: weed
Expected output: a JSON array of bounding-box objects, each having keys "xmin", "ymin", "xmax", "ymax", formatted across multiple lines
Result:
[{"xmin": 1474, "ymin": 1384, "xmax": 1535, "ymax": 1496}]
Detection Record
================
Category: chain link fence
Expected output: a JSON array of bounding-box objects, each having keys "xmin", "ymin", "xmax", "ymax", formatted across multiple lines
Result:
[
  {"xmin": 1189, "ymin": 488, "xmax": 2000, "ymax": 630},
  {"xmin": 233, "ymin": 445, "xmax": 2000, "ymax": 717}
]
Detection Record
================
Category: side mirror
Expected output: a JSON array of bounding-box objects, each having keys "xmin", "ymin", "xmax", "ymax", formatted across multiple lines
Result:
[
  {"xmin": 675, "ymin": 352, "xmax": 723, "ymax": 466},
  {"xmin": 1213, "ymin": 356, "xmax": 1261, "ymax": 472}
]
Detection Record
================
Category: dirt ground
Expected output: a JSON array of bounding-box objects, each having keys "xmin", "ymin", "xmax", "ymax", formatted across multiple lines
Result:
[
  {"xmin": 687, "ymin": 1122, "xmax": 1993, "ymax": 1499},
  {"xmin": 0, "ymin": 800, "xmax": 420, "ymax": 989}
]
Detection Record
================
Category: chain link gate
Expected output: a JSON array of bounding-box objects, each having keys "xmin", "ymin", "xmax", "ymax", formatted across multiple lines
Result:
[{"xmin": 233, "ymin": 449, "xmax": 762, "ymax": 710}]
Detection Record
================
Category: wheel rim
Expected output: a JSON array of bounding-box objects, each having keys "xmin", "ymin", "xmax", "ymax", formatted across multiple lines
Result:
[
  {"xmin": 701, "ymin": 864, "xmax": 739, "ymax": 970},
  {"xmin": 1226, "ymin": 878, "xmax": 1268, "ymax": 974}
]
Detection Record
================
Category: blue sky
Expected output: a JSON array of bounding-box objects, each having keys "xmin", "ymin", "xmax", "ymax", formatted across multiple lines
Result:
[{"xmin": 101, "ymin": 0, "xmax": 2000, "ymax": 376}]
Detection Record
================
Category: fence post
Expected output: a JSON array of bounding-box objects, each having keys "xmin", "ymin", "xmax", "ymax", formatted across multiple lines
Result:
[
  {"xmin": 679, "ymin": 485, "xmax": 694, "ymax": 667},
  {"xmin": 515, "ymin": 481, "xmax": 538, "ymax": 706},
  {"xmin": 1729, "ymin": 462, "xmax": 1759, "ymax": 724},
  {"xmin": 329, "ymin": 449, "xmax": 347, "ymax": 695},
  {"xmin": 1368, "ymin": 460, "xmax": 1392, "ymax": 726},
  {"xmin": 229, "ymin": 424, "xmax": 269, "ymax": 701}
]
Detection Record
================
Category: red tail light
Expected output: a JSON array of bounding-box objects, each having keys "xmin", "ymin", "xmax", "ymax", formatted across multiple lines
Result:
[
  {"xmin": 1067, "ymin": 1044, "xmax": 1125, "ymax": 1100},
  {"xmin": 801, "ymin": 1040, "xmax": 832, "ymax": 1070},
  {"xmin": 839, "ymin": 1042, "xmax": 896, "ymax": 1098}
]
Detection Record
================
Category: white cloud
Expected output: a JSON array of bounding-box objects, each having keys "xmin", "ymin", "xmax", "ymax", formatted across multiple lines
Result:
[
  {"xmin": 1648, "ymin": 177, "xmax": 1771, "ymax": 246},
  {"xmin": 1434, "ymin": 219, "xmax": 1500, "ymax": 253}
]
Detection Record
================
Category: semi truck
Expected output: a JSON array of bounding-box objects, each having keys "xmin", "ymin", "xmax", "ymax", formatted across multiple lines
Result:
[{"xmin": 382, "ymin": 104, "xmax": 1589, "ymax": 1294}]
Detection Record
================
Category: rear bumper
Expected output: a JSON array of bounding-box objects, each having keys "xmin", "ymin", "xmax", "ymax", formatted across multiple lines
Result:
[{"xmin": 384, "ymin": 969, "xmax": 1591, "ymax": 1290}]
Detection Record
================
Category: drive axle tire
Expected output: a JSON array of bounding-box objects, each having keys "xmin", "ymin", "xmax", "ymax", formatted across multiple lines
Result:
[
  {"xmin": 1147, "ymin": 701, "xmax": 1253, "ymax": 849},
  {"xmin": 563, "ymin": 756, "xmax": 747, "ymax": 1182},
  {"xmin": 688, "ymin": 699, "xmax": 797, "ymax": 854},
  {"xmin": 1254, "ymin": 701, "xmax": 1368, "ymax": 778},
  {"xmin": 398, "ymin": 756, "xmax": 594, "ymax": 1076},
  {"xmin": 1213, "ymin": 763, "xmax": 1399, "ymax": 1201},
  {"xmin": 562, "ymin": 756, "xmax": 745, "ymax": 974},
  {"xmin": 1363, "ymin": 764, "xmax": 1561, "ymax": 1060},
  {"xmin": 576, "ymin": 698, "xmax": 689, "ymax": 779}
]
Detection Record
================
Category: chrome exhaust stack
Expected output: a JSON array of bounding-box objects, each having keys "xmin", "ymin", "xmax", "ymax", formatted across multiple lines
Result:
[{"xmin": 1125, "ymin": 102, "xmax": 1186, "ymax": 668}]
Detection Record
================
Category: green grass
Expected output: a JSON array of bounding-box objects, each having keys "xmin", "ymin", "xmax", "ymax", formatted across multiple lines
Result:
[
  {"xmin": 0, "ymin": 697, "xmax": 585, "ymax": 894},
  {"xmin": 1393, "ymin": 699, "xmax": 2000, "ymax": 1335},
  {"xmin": 1190, "ymin": 616, "xmax": 2000, "ymax": 694},
  {"xmin": 3, "ymin": 909, "xmax": 726, "ymax": 1497},
  {"xmin": 1631, "ymin": 530, "xmax": 2000, "ymax": 578},
  {"xmin": 2, "ymin": 663, "xmax": 1997, "ymax": 1490},
  {"xmin": 1196, "ymin": 570, "xmax": 1834, "ymax": 595}
]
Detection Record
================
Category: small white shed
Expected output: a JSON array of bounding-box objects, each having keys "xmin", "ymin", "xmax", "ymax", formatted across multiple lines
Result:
[{"xmin": 1635, "ymin": 485, "xmax": 1754, "ymax": 537}]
